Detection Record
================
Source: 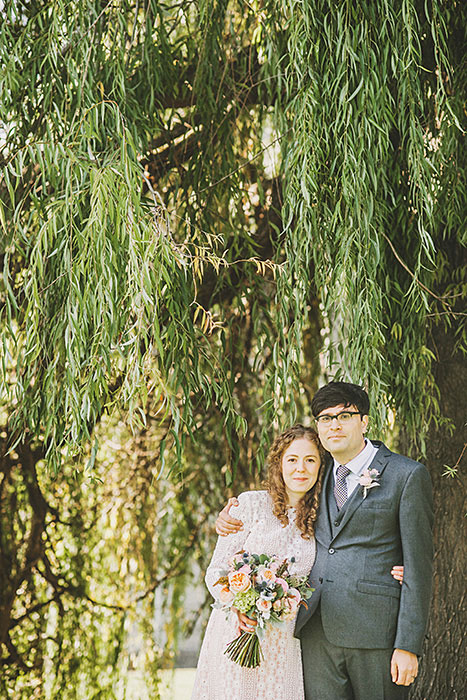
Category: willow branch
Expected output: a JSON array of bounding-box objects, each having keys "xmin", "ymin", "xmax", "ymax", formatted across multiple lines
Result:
[
  {"xmin": 136, "ymin": 514, "xmax": 210, "ymax": 601},
  {"xmin": 199, "ymin": 129, "xmax": 291, "ymax": 192},
  {"xmin": 381, "ymin": 231, "xmax": 455, "ymax": 310}
]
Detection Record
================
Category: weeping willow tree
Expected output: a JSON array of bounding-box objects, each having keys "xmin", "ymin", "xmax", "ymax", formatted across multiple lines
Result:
[{"xmin": 0, "ymin": 1, "xmax": 465, "ymax": 698}]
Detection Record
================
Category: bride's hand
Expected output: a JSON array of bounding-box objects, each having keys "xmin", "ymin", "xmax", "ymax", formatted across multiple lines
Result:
[
  {"xmin": 234, "ymin": 608, "xmax": 257, "ymax": 634},
  {"xmin": 391, "ymin": 565, "xmax": 404, "ymax": 584},
  {"xmin": 215, "ymin": 497, "xmax": 244, "ymax": 536}
]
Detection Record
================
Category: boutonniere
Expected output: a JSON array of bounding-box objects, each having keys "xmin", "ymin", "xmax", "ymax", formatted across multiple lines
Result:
[{"xmin": 359, "ymin": 468, "xmax": 380, "ymax": 498}]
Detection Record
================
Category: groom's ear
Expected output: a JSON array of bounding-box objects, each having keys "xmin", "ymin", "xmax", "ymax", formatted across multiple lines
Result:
[{"xmin": 361, "ymin": 414, "xmax": 369, "ymax": 433}]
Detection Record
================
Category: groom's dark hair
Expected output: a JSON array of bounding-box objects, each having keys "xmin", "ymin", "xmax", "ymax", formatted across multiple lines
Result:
[{"xmin": 311, "ymin": 381, "xmax": 370, "ymax": 417}]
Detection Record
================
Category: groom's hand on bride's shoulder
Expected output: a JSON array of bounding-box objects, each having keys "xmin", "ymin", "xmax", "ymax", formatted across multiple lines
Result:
[{"xmin": 215, "ymin": 497, "xmax": 244, "ymax": 536}]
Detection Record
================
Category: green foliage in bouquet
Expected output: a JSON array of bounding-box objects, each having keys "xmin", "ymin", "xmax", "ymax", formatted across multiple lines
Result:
[{"xmin": 216, "ymin": 553, "xmax": 311, "ymax": 668}]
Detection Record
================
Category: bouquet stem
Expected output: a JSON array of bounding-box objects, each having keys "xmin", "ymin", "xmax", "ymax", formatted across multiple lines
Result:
[{"xmin": 224, "ymin": 631, "xmax": 263, "ymax": 668}]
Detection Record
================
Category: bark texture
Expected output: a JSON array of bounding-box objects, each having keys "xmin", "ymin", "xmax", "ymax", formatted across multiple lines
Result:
[{"xmin": 407, "ymin": 319, "xmax": 467, "ymax": 699}]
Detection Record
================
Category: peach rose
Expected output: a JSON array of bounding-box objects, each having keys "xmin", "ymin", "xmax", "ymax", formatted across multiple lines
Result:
[
  {"xmin": 282, "ymin": 597, "xmax": 299, "ymax": 619},
  {"xmin": 256, "ymin": 598, "xmax": 272, "ymax": 613},
  {"xmin": 228, "ymin": 570, "xmax": 251, "ymax": 593},
  {"xmin": 219, "ymin": 586, "xmax": 235, "ymax": 604},
  {"xmin": 256, "ymin": 566, "xmax": 276, "ymax": 584},
  {"xmin": 273, "ymin": 599, "xmax": 283, "ymax": 611}
]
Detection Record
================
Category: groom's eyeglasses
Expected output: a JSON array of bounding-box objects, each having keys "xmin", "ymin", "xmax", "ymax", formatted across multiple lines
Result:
[{"xmin": 315, "ymin": 411, "xmax": 361, "ymax": 425}]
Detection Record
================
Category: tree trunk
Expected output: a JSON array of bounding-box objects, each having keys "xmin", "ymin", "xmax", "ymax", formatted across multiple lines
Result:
[{"xmin": 406, "ymin": 321, "xmax": 467, "ymax": 699}]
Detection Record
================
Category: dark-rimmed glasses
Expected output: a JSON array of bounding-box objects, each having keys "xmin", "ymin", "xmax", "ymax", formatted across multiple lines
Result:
[{"xmin": 315, "ymin": 411, "xmax": 361, "ymax": 425}]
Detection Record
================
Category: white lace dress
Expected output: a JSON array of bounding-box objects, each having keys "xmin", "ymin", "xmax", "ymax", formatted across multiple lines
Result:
[{"xmin": 191, "ymin": 490, "xmax": 316, "ymax": 700}]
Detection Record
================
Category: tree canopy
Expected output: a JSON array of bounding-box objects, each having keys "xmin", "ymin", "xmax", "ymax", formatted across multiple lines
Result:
[{"xmin": 1, "ymin": 1, "xmax": 465, "ymax": 698}]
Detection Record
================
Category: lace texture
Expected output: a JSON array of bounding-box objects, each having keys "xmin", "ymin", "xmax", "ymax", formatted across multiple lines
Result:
[{"xmin": 191, "ymin": 491, "xmax": 316, "ymax": 700}]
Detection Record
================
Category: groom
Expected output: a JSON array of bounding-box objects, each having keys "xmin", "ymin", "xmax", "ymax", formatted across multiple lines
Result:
[{"xmin": 216, "ymin": 381, "xmax": 433, "ymax": 699}]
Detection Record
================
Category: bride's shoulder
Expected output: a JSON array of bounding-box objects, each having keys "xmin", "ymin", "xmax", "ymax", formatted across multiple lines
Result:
[
  {"xmin": 236, "ymin": 490, "xmax": 272, "ymax": 516},
  {"xmin": 237, "ymin": 489, "xmax": 269, "ymax": 503}
]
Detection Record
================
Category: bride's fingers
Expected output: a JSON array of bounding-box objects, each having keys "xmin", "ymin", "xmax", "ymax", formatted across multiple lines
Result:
[
  {"xmin": 391, "ymin": 566, "xmax": 404, "ymax": 583},
  {"xmin": 237, "ymin": 611, "xmax": 257, "ymax": 633},
  {"xmin": 239, "ymin": 621, "xmax": 256, "ymax": 633}
]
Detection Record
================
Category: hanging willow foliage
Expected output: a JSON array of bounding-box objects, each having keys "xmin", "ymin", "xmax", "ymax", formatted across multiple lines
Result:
[
  {"xmin": 0, "ymin": 0, "xmax": 271, "ymax": 470},
  {"xmin": 271, "ymin": 0, "xmax": 465, "ymax": 447},
  {"xmin": 0, "ymin": 0, "xmax": 465, "ymax": 697},
  {"xmin": 1, "ymin": 0, "xmax": 464, "ymax": 469}
]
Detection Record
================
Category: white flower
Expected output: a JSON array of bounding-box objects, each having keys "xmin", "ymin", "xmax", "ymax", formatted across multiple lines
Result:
[{"xmin": 359, "ymin": 468, "xmax": 380, "ymax": 498}]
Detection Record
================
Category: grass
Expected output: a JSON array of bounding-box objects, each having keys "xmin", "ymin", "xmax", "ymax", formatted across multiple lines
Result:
[{"xmin": 126, "ymin": 668, "xmax": 196, "ymax": 699}]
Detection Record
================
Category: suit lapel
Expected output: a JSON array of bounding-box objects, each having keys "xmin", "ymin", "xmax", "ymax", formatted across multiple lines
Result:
[
  {"xmin": 315, "ymin": 461, "xmax": 333, "ymax": 544},
  {"xmin": 332, "ymin": 442, "xmax": 392, "ymax": 535}
]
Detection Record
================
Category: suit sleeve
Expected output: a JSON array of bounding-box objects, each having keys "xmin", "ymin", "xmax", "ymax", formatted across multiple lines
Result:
[
  {"xmin": 204, "ymin": 491, "xmax": 255, "ymax": 600},
  {"xmin": 394, "ymin": 463, "xmax": 434, "ymax": 655}
]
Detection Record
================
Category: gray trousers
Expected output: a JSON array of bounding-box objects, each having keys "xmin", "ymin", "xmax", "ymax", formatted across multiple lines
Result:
[{"xmin": 300, "ymin": 611, "xmax": 410, "ymax": 700}]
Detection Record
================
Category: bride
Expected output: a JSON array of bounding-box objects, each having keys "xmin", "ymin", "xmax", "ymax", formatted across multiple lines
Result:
[{"xmin": 191, "ymin": 424, "xmax": 403, "ymax": 700}]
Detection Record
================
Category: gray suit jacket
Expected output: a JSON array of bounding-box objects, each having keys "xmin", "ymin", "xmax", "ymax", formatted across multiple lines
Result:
[{"xmin": 294, "ymin": 441, "xmax": 433, "ymax": 655}]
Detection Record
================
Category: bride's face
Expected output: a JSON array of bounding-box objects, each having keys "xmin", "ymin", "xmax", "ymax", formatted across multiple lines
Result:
[{"xmin": 281, "ymin": 438, "xmax": 321, "ymax": 505}]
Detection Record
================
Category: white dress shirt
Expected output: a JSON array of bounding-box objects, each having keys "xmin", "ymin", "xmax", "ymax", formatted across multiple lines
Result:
[{"xmin": 333, "ymin": 439, "xmax": 379, "ymax": 498}]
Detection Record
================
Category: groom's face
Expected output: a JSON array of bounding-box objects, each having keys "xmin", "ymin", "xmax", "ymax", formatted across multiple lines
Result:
[{"xmin": 316, "ymin": 404, "xmax": 368, "ymax": 463}]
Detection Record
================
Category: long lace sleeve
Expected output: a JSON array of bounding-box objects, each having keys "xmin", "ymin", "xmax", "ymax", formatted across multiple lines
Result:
[{"xmin": 204, "ymin": 491, "xmax": 256, "ymax": 600}]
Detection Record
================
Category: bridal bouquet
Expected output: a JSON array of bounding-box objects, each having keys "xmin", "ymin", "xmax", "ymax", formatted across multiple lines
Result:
[{"xmin": 213, "ymin": 552, "xmax": 312, "ymax": 668}]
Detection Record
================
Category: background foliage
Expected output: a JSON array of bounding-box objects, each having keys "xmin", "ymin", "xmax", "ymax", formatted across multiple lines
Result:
[{"xmin": 0, "ymin": 0, "xmax": 465, "ymax": 698}]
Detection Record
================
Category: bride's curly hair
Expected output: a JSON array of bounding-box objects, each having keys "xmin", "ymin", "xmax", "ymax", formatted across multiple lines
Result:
[{"xmin": 264, "ymin": 424, "xmax": 326, "ymax": 539}]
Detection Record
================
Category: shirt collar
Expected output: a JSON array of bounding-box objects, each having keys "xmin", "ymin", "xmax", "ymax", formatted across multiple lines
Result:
[{"xmin": 333, "ymin": 439, "xmax": 378, "ymax": 476}]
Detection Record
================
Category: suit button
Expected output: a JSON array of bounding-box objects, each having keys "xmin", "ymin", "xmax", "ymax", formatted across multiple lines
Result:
[
  {"xmin": 334, "ymin": 520, "xmax": 339, "ymax": 526},
  {"xmin": 329, "ymin": 548, "xmax": 335, "ymax": 554}
]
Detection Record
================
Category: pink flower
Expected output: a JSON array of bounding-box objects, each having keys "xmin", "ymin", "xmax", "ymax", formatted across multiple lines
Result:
[
  {"xmin": 359, "ymin": 469, "xmax": 380, "ymax": 498},
  {"xmin": 228, "ymin": 570, "xmax": 251, "ymax": 593},
  {"xmin": 219, "ymin": 586, "xmax": 235, "ymax": 604},
  {"xmin": 273, "ymin": 599, "xmax": 283, "ymax": 611},
  {"xmin": 276, "ymin": 577, "xmax": 289, "ymax": 594},
  {"xmin": 287, "ymin": 596, "xmax": 300, "ymax": 612},
  {"xmin": 288, "ymin": 587, "xmax": 301, "ymax": 603},
  {"xmin": 237, "ymin": 564, "xmax": 252, "ymax": 575}
]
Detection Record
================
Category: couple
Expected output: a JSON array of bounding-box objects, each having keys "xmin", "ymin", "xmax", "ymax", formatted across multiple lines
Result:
[{"xmin": 191, "ymin": 382, "xmax": 433, "ymax": 699}]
